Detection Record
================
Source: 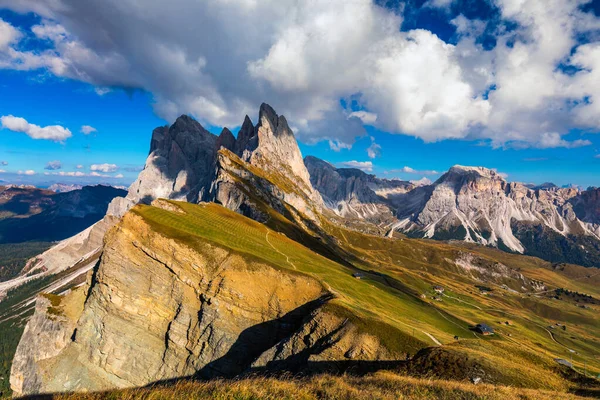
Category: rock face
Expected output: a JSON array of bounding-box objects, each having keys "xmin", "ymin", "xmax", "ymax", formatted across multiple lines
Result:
[
  {"xmin": 10, "ymin": 202, "xmax": 391, "ymax": 395},
  {"xmin": 387, "ymin": 166, "xmax": 600, "ymax": 259},
  {"xmin": 108, "ymin": 103, "xmax": 322, "ymax": 222},
  {"xmin": 304, "ymin": 155, "xmax": 413, "ymax": 222},
  {"xmin": 305, "ymin": 160, "xmax": 600, "ymax": 266}
]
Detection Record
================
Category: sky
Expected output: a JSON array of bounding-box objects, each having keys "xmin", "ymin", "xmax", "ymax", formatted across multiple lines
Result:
[{"xmin": 0, "ymin": 0, "xmax": 600, "ymax": 188}]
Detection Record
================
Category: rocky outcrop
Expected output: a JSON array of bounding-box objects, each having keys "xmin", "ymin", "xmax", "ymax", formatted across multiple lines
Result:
[
  {"xmin": 10, "ymin": 202, "xmax": 396, "ymax": 395},
  {"xmin": 108, "ymin": 103, "xmax": 322, "ymax": 222},
  {"xmin": 387, "ymin": 166, "xmax": 600, "ymax": 257},
  {"xmin": 304, "ymin": 155, "xmax": 412, "ymax": 222}
]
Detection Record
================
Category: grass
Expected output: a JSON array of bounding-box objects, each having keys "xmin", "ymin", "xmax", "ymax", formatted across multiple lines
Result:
[
  {"xmin": 50, "ymin": 371, "xmax": 593, "ymax": 400},
  {"xmin": 131, "ymin": 201, "xmax": 600, "ymax": 392},
  {"xmin": 317, "ymin": 217, "xmax": 600, "ymax": 379},
  {"xmin": 134, "ymin": 201, "xmax": 469, "ymax": 353}
]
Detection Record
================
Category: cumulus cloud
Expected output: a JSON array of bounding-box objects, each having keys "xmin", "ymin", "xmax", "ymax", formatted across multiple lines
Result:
[
  {"xmin": 0, "ymin": 161, "xmax": 7, "ymax": 166},
  {"xmin": 337, "ymin": 161, "xmax": 374, "ymax": 172},
  {"xmin": 18, "ymin": 170, "xmax": 36, "ymax": 175},
  {"xmin": 76, "ymin": 164, "xmax": 83, "ymax": 169},
  {"xmin": 44, "ymin": 160, "xmax": 62, "ymax": 170},
  {"xmin": 0, "ymin": 1, "xmax": 598, "ymax": 149},
  {"xmin": 410, "ymin": 177, "xmax": 433, "ymax": 186},
  {"xmin": 0, "ymin": 115, "xmax": 72, "ymax": 141},
  {"xmin": 44, "ymin": 170, "xmax": 122, "ymax": 178},
  {"xmin": 386, "ymin": 166, "xmax": 439, "ymax": 175},
  {"xmin": 533, "ymin": 133, "xmax": 592, "ymax": 149},
  {"xmin": 80, "ymin": 125, "xmax": 97, "ymax": 134},
  {"xmin": 90, "ymin": 163, "xmax": 118, "ymax": 173},
  {"xmin": 0, "ymin": 17, "xmax": 21, "ymax": 51}
]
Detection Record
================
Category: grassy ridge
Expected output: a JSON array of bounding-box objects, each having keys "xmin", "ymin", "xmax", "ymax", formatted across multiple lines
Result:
[
  {"xmin": 51, "ymin": 372, "xmax": 593, "ymax": 400},
  {"xmin": 321, "ymin": 222, "xmax": 600, "ymax": 378},
  {"xmin": 134, "ymin": 202, "xmax": 468, "ymax": 352}
]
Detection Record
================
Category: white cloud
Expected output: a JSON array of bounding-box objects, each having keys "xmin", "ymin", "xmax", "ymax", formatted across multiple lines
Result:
[
  {"xmin": 349, "ymin": 111, "xmax": 378, "ymax": 125},
  {"xmin": 18, "ymin": 170, "xmax": 36, "ymax": 175},
  {"xmin": 80, "ymin": 125, "xmax": 97, "ymax": 134},
  {"xmin": 0, "ymin": 169, "xmax": 6, "ymax": 173},
  {"xmin": 425, "ymin": 0, "xmax": 454, "ymax": 9},
  {"xmin": 0, "ymin": 115, "xmax": 72, "ymax": 141},
  {"xmin": 366, "ymin": 137, "xmax": 381, "ymax": 159},
  {"xmin": 76, "ymin": 164, "xmax": 83, "ymax": 169},
  {"xmin": 44, "ymin": 170, "xmax": 122, "ymax": 179},
  {"xmin": 533, "ymin": 132, "xmax": 592, "ymax": 149},
  {"xmin": 328, "ymin": 140, "xmax": 352, "ymax": 152},
  {"xmin": 410, "ymin": 177, "xmax": 433, "ymax": 186},
  {"xmin": 44, "ymin": 160, "xmax": 62, "ymax": 170},
  {"xmin": 0, "ymin": 1, "xmax": 599, "ymax": 149},
  {"xmin": 0, "ymin": 161, "xmax": 7, "ymax": 166},
  {"xmin": 90, "ymin": 163, "xmax": 118, "ymax": 173},
  {"xmin": 595, "ymin": 154, "xmax": 600, "ymax": 159},
  {"xmin": 0, "ymin": 18, "xmax": 21, "ymax": 51},
  {"xmin": 387, "ymin": 166, "xmax": 439, "ymax": 175},
  {"xmin": 337, "ymin": 161, "xmax": 373, "ymax": 172},
  {"xmin": 492, "ymin": 169, "xmax": 509, "ymax": 179}
]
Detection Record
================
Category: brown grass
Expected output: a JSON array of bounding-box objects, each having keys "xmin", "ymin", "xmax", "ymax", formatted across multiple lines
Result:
[{"xmin": 51, "ymin": 372, "xmax": 588, "ymax": 400}]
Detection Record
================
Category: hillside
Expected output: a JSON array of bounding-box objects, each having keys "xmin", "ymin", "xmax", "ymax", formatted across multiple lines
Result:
[
  {"xmin": 43, "ymin": 372, "xmax": 599, "ymax": 400},
  {"xmin": 0, "ymin": 185, "xmax": 126, "ymax": 246},
  {"xmin": 7, "ymin": 200, "xmax": 600, "ymax": 397},
  {"xmin": 2, "ymin": 105, "xmax": 599, "ymax": 398}
]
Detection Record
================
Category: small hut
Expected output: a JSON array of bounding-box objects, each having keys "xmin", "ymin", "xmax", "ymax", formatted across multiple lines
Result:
[{"xmin": 474, "ymin": 323, "xmax": 495, "ymax": 335}]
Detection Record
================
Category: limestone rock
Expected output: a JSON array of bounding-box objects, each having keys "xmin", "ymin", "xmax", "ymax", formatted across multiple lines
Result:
[{"xmin": 11, "ymin": 210, "xmax": 329, "ymax": 395}]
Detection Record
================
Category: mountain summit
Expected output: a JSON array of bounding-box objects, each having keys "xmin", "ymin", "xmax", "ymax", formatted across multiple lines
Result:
[{"xmin": 109, "ymin": 103, "xmax": 322, "ymax": 221}]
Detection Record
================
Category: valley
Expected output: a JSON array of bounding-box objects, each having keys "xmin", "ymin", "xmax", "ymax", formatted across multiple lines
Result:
[{"xmin": 0, "ymin": 104, "xmax": 598, "ymax": 399}]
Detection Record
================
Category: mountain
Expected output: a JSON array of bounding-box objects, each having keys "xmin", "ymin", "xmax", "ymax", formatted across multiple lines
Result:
[
  {"xmin": 109, "ymin": 103, "xmax": 322, "ymax": 223},
  {"xmin": 0, "ymin": 185, "xmax": 126, "ymax": 245},
  {"xmin": 306, "ymin": 159, "xmax": 600, "ymax": 267},
  {"xmin": 48, "ymin": 184, "xmax": 84, "ymax": 193},
  {"xmin": 304, "ymin": 156, "xmax": 413, "ymax": 223},
  {"xmin": 388, "ymin": 166, "xmax": 600, "ymax": 265},
  {"xmin": 3, "ymin": 104, "xmax": 600, "ymax": 398}
]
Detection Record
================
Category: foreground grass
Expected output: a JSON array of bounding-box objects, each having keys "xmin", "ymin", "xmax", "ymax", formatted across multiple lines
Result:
[{"xmin": 52, "ymin": 372, "xmax": 590, "ymax": 400}]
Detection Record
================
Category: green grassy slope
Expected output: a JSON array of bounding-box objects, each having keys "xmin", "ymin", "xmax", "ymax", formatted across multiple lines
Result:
[
  {"xmin": 134, "ymin": 201, "xmax": 599, "ymax": 392},
  {"xmin": 135, "ymin": 201, "xmax": 469, "ymax": 353},
  {"xmin": 321, "ymin": 222, "xmax": 600, "ymax": 379}
]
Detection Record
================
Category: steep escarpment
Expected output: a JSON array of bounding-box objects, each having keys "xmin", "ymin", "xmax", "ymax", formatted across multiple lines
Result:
[{"xmin": 10, "ymin": 201, "xmax": 401, "ymax": 395}]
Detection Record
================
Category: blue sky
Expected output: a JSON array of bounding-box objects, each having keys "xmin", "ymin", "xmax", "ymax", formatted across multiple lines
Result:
[{"xmin": 1, "ymin": 1, "xmax": 600, "ymax": 188}]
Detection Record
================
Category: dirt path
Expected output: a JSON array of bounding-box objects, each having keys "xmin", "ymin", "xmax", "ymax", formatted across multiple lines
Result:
[
  {"xmin": 442, "ymin": 293, "xmax": 483, "ymax": 310},
  {"xmin": 423, "ymin": 332, "xmax": 442, "ymax": 346},
  {"xmin": 265, "ymin": 230, "xmax": 297, "ymax": 270}
]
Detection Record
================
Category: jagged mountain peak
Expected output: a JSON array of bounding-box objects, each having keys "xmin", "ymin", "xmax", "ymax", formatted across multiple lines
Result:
[{"xmin": 216, "ymin": 127, "xmax": 236, "ymax": 151}]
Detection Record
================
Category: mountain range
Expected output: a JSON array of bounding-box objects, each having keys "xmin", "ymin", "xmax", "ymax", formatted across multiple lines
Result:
[{"xmin": 1, "ymin": 104, "xmax": 599, "ymax": 398}]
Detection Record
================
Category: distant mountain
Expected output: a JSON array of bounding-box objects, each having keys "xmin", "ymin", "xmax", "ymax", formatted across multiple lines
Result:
[
  {"xmin": 0, "ymin": 185, "xmax": 126, "ymax": 244},
  {"xmin": 48, "ymin": 184, "xmax": 84, "ymax": 193},
  {"xmin": 306, "ymin": 162, "xmax": 600, "ymax": 267},
  {"xmin": 5, "ymin": 104, "xmax": 600, "ymax": 398},
  {"xmin": 304, "ymin": 155, "xmax": 413, "ymax": 222}
]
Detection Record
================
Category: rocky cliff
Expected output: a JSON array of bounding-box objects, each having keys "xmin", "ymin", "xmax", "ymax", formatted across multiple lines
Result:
[
  {"xmin": 109, "ymin": 103, "xmax": 322, "ymax": 222},
  {"xmin": 387, "ymin": 166, "xmax": 600, "ymax": 265},
  {"xmin": 304, "ymin": 155, "xmax": 412, "ymax": 222},
  {"xmin": 10, "ymin": 201, "xmax": 396, "ymax": 395}
]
